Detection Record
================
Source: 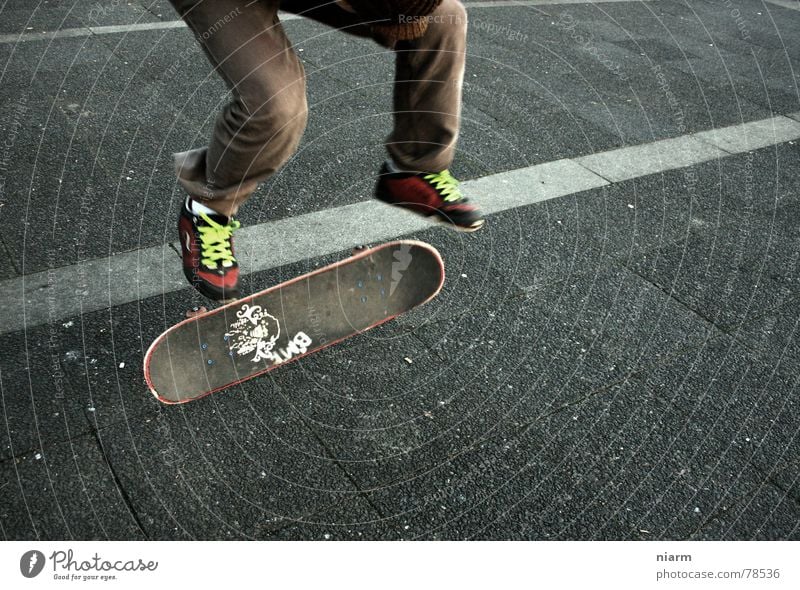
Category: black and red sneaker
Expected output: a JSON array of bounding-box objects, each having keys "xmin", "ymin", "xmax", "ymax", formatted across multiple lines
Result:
[
  {"xmin": 178, "ymin": 197, "xmax": 241, "ymax": 302},
  {"xmin": 374, "ymin": 164, "xmax": 485, "ymax": 231}
]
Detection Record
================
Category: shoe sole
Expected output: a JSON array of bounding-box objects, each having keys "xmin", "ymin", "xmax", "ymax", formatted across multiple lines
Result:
[
  {"xmin": 443, "ymin": 217, "xmax": 485, "ymax": 233},
  {"xmin": 375, "ymin": 197, "xmax": 486, "ymax": 233},
  {"xmin": 183, "ymin": 268, "xmax": 240, "ymax": 303}
]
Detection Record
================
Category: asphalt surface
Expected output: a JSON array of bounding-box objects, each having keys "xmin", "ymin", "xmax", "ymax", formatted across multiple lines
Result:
[{"xmin": 1, "ymin": 0, "xmax": 799, "ymax": 540}]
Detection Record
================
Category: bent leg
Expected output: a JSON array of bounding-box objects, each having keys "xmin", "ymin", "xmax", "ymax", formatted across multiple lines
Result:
[
  {"xmin": 387, "ymin": 0, "xmax": 467, "ymax": 172},
  {"xmin": 281, "ymin": 0, "xmax": 467, "ymax": 172},
  {"xmin": 170, "ymin": 0, "xmax": 308, "ymax": 217}
]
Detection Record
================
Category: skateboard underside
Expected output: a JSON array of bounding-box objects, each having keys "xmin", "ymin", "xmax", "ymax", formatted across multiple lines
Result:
[{"xmin": 144, "ymin": 240, "xmax": 444, "ymax": 403}]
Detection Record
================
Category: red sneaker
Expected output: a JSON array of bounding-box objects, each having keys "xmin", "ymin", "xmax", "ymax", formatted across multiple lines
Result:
[
  {"xmin": 374, "ymin": 164, "xmax": 485, "ymax": 232},
  {"xmin": 178, "ymin": 197, "xmax": 241, "ymax": 302}
]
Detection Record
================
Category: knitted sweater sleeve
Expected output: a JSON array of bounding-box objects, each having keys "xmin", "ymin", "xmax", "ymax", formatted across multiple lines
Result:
[{"xmin": 344, "ymin": 0, "xmax": 444, "ymax": 42}]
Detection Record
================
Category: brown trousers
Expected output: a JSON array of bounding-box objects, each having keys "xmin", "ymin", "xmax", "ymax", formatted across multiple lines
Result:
[{"xmin": 169, "ymin": 0, "xmax": 468, "ymax": 217}]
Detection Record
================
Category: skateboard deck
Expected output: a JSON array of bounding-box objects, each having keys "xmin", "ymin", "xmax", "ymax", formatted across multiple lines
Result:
[{"xmin": 144, "ymin": 240, "xmax": 444, "ymax": 404}]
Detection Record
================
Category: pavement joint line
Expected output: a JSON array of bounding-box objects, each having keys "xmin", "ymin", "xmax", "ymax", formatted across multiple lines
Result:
[
  {"xmin": 692, "ymin": 115, "xmax": 800, "ymax": 155},
  {"xmin": 0, "ymin": 238, "xmax": 22, "ymax": 278},
  {"xmin": 574, "ymin": 134, "xmax": 728, "ymax": 183},
  {"xmin": 2, "ymin": 111, "xmax": 800, "ymax": 335},
  {"xmin": 0, "ymin": 0, "xmax": 654, "ymax": 44}
]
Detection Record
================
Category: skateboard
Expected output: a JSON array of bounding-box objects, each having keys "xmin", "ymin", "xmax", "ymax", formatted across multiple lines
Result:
[{"xmin": 144, "ymin": 240, "xmax": 445, "ymax": 404}]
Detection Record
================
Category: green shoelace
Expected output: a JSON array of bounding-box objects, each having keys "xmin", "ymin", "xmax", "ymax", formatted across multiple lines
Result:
[
  {"xmin": 424, "ymin": 170, "xmax": 464, "ymax": 203},
  {"xmin": 198, "ymin": 213, "xmax": 240, "ymax": 269}
]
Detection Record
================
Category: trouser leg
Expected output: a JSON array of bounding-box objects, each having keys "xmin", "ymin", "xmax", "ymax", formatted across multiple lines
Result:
[
  {"xmin": 170, "ymin": 0, "xmax": 308, "ymax": 217},
  {"xmin": 281, "ymin": 0, "xmax": 468, "ymax": 173},
  {"xmin": 387, "ymin": 0, "xmax": 467, "ymax": 172}
]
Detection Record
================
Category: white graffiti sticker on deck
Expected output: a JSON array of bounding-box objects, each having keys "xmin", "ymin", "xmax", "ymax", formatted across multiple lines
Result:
[{"xmin": 225, "ymin": 303, "xmax": 312, "ymax": 365}]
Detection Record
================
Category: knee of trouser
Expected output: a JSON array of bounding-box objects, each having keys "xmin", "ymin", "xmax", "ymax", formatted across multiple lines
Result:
[
  {"xmin": 233, "ymin": 69, "xmax": 307, "ymax": 127},
  {"xmin": 267, "ymin": 94, "xmax": 308, "ymax": 135}
]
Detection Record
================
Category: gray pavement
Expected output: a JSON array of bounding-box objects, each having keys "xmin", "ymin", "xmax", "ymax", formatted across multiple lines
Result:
[{"xmin": 1, "ymin": 0, "xmax": 799, "ymax": 540}]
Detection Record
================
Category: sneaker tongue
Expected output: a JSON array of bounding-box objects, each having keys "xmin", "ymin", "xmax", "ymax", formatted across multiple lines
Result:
[
  {"xmin": 208, "ymin": 214, "xmax": 230, "ymax": 225},
  {"xmin": 198, "ymin": 212, "xmax": 230, "ymax": 226}
]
